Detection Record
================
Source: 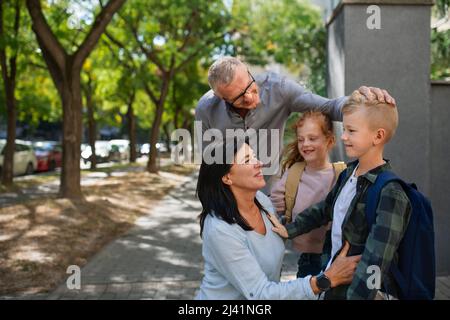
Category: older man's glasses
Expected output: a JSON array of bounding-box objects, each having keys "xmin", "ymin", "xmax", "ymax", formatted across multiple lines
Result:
[{"xmin": 225, "ymin": 72, "xmax": 256, "ymax": 108}]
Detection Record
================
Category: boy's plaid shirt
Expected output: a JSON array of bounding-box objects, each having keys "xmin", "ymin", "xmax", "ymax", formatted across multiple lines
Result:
[{"xmin": 286, "ymin": 160, "xmax": 411, "ymax": 299}]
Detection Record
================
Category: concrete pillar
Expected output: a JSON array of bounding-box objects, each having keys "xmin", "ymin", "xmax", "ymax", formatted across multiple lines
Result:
[
  {"xmin": 327, "ymin": 1, "xmax": 450, "ymax": 276},
  {"xmin": 327, "ymin": 0, "xmax": 434, "ymax": 194}
]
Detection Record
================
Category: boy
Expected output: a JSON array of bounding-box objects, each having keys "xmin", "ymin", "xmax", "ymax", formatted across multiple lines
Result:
[{"xmin": 269, "ymin": 90, "xmax": 411, "ymax": 299}]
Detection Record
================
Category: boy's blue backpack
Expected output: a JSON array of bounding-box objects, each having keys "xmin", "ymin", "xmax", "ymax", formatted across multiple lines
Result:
[{"xmin": 365, "ymin": 171, "xmax": 436, "ymax": 300}]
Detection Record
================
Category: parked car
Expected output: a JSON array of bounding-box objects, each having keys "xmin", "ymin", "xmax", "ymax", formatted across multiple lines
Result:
[
  {"xmin": 0, "ymin": 139, "xmax": 37, "ymax": 176},
  {"xmin": 81, "ymin": 141, "xmax": 111, "ymax": 164},
  {"xmin": 140, "ymin": 143, "xmax": 150, "ymax": 156},
  {"xmin": 32, "ymin": 141, "xmax": 62, "ymax": 172},
  {"xmin": 157, "ymin": 142, "xmax": 168, "ymax": 153},
  {"xmin": 108, "ymin": 139, "xmax": 130, "ymax": 162},
  {"xmin": 140, "ymin": 142, "xmax": 168, "ymax": 155}
]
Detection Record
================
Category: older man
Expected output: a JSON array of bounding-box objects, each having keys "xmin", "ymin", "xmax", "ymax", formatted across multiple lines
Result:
[{"xmin": 195, "ymin": 56, "xmax": 395, "ymax": 194}]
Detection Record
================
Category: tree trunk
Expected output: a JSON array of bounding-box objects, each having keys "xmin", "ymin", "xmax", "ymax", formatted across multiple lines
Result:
[
  {"xmin": 147, "ymin": 74, "xmax": 171, "ymax": 173},
  {"xmin": 172, "ymin": 80, "xmax": 180, "ymax": 130},
  {"xmin": 182, "ymin": 115, "xmax": 191, "ymax": 131},
  {"xmin": 162, "ymin": 123, "xmax": 171, "ymax": 154},
  {"xmin": 35, "ymin": 50, "xmax": 84, "ymax": 199},
  {"xmin": 0, "ymin": 0, "xmax": 19, "ymax": 187},
  {"xmin": 147, "ymin": 108, "xmax": 162, "ymax": 173},
  {"xmin": 59, "ymin": 68, "xmax": 83, "ymax": 198},
  {"xmin": 26, "ymin": 0, "xmax": 126, "ymax": 199},
  {"xmin": 127, "ymin": 92, "xmax": 137, "ymax": 163},
  {"xmin": 174, "ymin": 110, "xmax": 180, "ymax": 129},
  {"xmin": 1, "ymin": 83, "xmax": 16, "ymax": 186},
  {"xmin": 85, "ymin": 81, "xmax": 97, "ymax": 169}
]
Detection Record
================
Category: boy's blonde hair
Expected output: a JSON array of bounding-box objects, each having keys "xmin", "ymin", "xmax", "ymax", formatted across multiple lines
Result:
[{"xmin": 342, "ymin": 90, "xmax": 398, "ymax": 143}]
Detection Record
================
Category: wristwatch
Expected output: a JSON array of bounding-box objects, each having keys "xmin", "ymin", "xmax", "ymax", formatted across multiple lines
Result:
[{"xmin": 316, "ymin": 272, "xmax": 331, "ymax": 292}]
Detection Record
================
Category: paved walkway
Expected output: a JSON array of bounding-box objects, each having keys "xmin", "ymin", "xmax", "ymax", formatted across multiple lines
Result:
[
  {"xmin": 10, "ymin": 172, "xmax": 450, "ymax": 300},
  {"xmin": 41, "ymin": 172, "xmax": 202, "ymax": 300}
]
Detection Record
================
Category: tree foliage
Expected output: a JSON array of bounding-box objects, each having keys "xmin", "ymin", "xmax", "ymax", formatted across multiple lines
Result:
[
  {"xmin": 232, "ymin": 0, "xmax": 326, "ymax": 95},
  {"xmin": 431, "ymin": 0, "xmax": 450, "ymax": 80}
]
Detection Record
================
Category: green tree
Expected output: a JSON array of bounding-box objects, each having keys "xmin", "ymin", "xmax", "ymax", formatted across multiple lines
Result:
[
  {"xmin": 16, "ymin": 61, "xmax": 61, "ymax": 128},
  {"xmin": 161, "ymin": 59, "xmax": 209, "ymax": 150},
  {"xmin": 102, "ymin": 30, "xmax": 142, "ymax": 162},
  {"xmin": 26, "ymin": 0, "xmax": 126, "ymax": 198},
  {"xmin": 82, "ymin": 59, "xmax": 99, "ymax": 169},
  {"xmin": 0, "ymin": 0, "xmax": 25, "ymax": 186},
  {"xmin": 115, "ymin": 0, "xmax": 232, "ymax": 173},
  {"xmin": 431, "ymin": 0, "xmax": 450, "ymax": 80},
  {"xmin": 232, "ymin": 0, "xmax": 326, "ymax": 95},
  {"xmin": 0, "ymin": 0, "xmax": 60, "ymax": 142},
  {"xmin": 80, "ymin": 42, "xmax": 125, "ymax": 168}
]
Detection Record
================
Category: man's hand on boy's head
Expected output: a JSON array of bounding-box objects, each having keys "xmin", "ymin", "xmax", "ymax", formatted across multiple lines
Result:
[{"xmin": 358, "ymin": 86, "xmax": 396, "ymax": 106}]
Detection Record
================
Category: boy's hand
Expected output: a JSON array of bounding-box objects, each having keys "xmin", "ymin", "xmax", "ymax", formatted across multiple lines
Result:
[
  {"xmin": 268, "ymin": 213, "xmax": 288, "ymax": 239},
  {"xmin": 358, "ymin": 86, "xmax": 396, "ymax": 106}
]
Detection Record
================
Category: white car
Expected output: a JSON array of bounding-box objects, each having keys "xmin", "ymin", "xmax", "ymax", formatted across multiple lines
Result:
[
  {"xmin": 81, "ymin": 141, "xmax": 111, "ymax": 163},
  {"xmin": 108, "ymin": 139, "xmax": 130, "ymax": 162},
  {"xmin": 0, "ymin": 139, "xmax": 37, "ymax": 176},
  {"xmin": 140, "ymin": 142, "xmax": 168, "ymax": 155}
]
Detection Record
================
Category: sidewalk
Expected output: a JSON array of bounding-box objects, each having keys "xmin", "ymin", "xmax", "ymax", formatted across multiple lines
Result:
[
  {"xmin": 14, "ymin": 171, "xmax": 450, "ymax": 300},
  {"xmin": 43, "ymin": 172, "xmax": 203, "ymax": 300}
]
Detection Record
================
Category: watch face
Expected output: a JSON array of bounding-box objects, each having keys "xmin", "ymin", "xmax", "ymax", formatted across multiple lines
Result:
[{"xmin": 317, "ymin": 274, "xmax": 331, "ymax": 291}]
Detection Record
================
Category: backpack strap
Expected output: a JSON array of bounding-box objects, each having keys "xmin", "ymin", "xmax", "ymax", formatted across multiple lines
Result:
[
  {"xmin": 365, "ymin": 170, "xmax": 406, "ymax": 296},
  {"xmin": 331, "ymin": 163, "xmax": 349, "ymax": 196},
  {"xmin": 365, "ymin": 170, "xmax": 400, "ymax": 226},
  {"xmin": 332, "ymin": 161, "xmax": 347, "ymax": 184},
  {"xmin": 284, "ymin": 162, "xmax": 306, "ymax": 224}
]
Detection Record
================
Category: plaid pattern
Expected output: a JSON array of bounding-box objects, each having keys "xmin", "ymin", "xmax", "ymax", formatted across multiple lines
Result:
[{"xmin": 286, "ymin": 160, "xmax": 411, "ymax": 299}]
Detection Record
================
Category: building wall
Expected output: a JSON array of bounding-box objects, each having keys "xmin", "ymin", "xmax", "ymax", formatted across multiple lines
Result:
[{"xmin": 430, "ymin": 82, "xmax": 450, "ymax": 275}]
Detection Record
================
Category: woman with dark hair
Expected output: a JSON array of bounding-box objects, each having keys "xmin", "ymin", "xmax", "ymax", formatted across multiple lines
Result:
[{"xmin": 195, "ymin": 139, "xmax": 361, "ymax": 300}]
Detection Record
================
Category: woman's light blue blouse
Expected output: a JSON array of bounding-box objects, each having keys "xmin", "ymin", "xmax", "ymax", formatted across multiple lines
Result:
[{"xmin": 196, "ymin": 191, "xmax": 317, "ymax": 300}]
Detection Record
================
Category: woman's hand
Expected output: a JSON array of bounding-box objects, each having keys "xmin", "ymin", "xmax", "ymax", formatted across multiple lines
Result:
[
  {"xmin": 268, "ymin": 213, "xmax": 288, "ymax": 239},
  {"xmin": 324, "ymin": 241, "xmax": 361, "ymax": 288}
]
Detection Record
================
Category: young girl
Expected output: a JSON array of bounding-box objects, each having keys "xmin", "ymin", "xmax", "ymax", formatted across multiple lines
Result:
[{"xmin": 270, "ymin": 111, "xmax": 346, "ymax": 278}]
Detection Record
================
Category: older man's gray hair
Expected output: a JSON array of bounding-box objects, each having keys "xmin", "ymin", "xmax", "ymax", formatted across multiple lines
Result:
[{"xmin": 207, "ymin": 56, "xmax": 246, "ymax": 93}]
